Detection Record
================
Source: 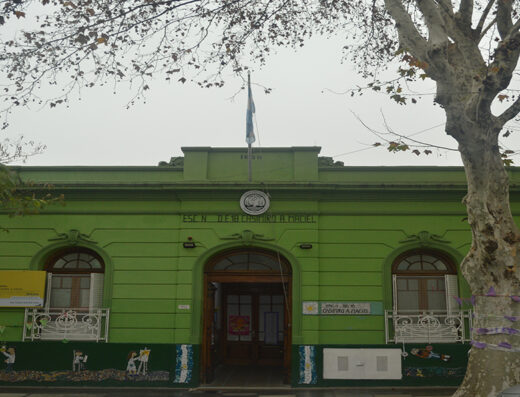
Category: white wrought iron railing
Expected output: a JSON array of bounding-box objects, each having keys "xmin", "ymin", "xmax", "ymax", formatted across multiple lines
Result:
[
  {"xmin": 385, "ymin": 310, "xmax": 472, "ymax": 344},
  {"xmin": 23, "ymin": 308, "xmax": 110, "ymax": 342}
]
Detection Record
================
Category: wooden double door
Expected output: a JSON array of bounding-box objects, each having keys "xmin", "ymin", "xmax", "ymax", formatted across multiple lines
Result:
[
  {"xmin": 222, "ymin": 283, "xmax": 286, "ymax": 365},
  {"xmin": 202, "ymin": 277, "xmax": 291, "ymax": 383}
]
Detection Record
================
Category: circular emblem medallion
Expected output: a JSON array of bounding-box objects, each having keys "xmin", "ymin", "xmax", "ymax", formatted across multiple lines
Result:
[{"xmin": 240, "ymin": 190, "xmax": 270, "ymax": 215}]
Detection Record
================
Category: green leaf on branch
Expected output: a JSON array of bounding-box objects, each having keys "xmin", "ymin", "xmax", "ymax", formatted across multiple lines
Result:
[{"xmin": 390, "ymin": 94, "xmax": 406, "ymax": 104}]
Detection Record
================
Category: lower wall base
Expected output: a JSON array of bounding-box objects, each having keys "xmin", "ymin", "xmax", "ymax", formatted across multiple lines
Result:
[
  {"xmin": 0, "ymin": 341, "xmax": 199, "ymax": 387},
  {"xmin": 292, "ymin": 344, "xmax": 470, "ymax": 387},
  {"xmin": 0, "ymin": 342, "xmax": 469, "ymax": 387}
]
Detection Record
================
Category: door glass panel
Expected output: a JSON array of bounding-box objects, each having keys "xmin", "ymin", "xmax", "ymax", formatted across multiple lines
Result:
[
  {"xmin": 80, "ymin": 277, "xmax": 90, "ymax": 288},
  {"xmin": 50, "ymin": 289, "xmax": 71, "ymax": 308},
  {"xmin": 53, "ymin": 259, "xmax": 65, "ymax": 269},
  {"xmin": 63, "ymin": 253, "xmax": 78, "ymax": 262},
  {"xmin": 259, "ymin": 303, "xmax": 270, "ymax": 341},
  {"xmin": 78, "ymin": 261, "xmax": 90, "ymax": 269},
  {"xmin": 426, "ymin": 278, "xmax": 441, "ymax": 290},
  {"xmin": 61, "ymin": 276, "xmax": 73, "ymax": 288},
  {"xmin": 227, "ymin": 295, "xmax": 238, "ymax": 303},
  {"xmin": 79, "ymin": 289, "xmax": 90, "ymax": 308},
  {"xmin": 91, "ymin": 259, "xmax": 102, "ymax": 269},
  {"xmin": 274, "ymin": 304, "xmax": 284, "ymax": 341},
  {"xmin": 238, "ymin": 295, "xmax": 252, "ymax": 341},
  {"xmin": 426, "ymin": 277, "xmax": 446, "ymax": 310},
  {"xmin": 433, "ymin": 260, "xmax": 447, "ymax": 270},
  {"xmin": 226, "ymin": 301, "xmax": 239, "ymax": 341},
  {"xmin": 264, "ymin": 312, "xmax": 279, "ymax": 345},
  {"xmin": 397, "ymin": 291, "xmax": 420, "ymax": 310},
  {"xmin": 259, "ymin": 295, "xmax": 270, "ymax": 304},
  {"xmin": 407, "ymin": 279, "xmax": 419, "ymax": 289},
  {"xmin": 227, "ymin": 295, "xmax": 252, "ymax": 342},
  {"xmin": 406, "ymin": 255, "xmax": 421, "ymax": 263},
  {"xmin": 427, "ymin": 290, "xmax": 446, "ymax": 310},
  {"xmin": 249, "ymin": 263, "xmax": 269, "ymax": 270},
  {"xmin": 272, "ymin": 295, "xmax": 283, "ymax": 304}
]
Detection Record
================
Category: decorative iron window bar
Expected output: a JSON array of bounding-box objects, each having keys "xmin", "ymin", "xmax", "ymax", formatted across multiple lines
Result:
[
  {"xmin": 384, "ymin": 310, "xmax": 472, "ymax": 344},
  {"xmin": 23, "ymin": 308, "xmax": 110, "ymax": 342}
]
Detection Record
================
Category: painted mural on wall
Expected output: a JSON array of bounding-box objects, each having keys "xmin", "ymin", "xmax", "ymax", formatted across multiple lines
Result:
[
  {"xmin": 404, "ymin": 367, "xmax": 466, "ymax": 378},
  {"xmin": 173, "ymin": 344, "xmax": 193, "ymax": 384},
  {"xmin": 1, "ymin": 346, "xmax": 15, "ymax": 372},
  {"xmin": 72, "ymin": 350, "xmax": 87, "ymax": 371},
  {"xmin": 0, "ymin": 344, "xmax": 170, "ymax": 383},
  {"xmin": 298, "ymin": 345, "xmax": 317, "ymax": 384},
  {"xmin": 410, "ymin": 345, "xmax": 451, "ymax": 362},
  {"xmin": 403, "ymin": 344, "xmax": 466, "ymax": 379}
]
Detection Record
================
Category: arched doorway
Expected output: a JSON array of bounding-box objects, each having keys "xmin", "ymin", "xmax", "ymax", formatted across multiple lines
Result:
[{"xmin": 201, "ymin": 248, "xmax": 292, "ymax": 385}]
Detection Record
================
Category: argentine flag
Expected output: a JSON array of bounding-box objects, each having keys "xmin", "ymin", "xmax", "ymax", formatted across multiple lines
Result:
[{"xmin": 246, "ymin": 74, "xmax": 256, "ymax": 145}]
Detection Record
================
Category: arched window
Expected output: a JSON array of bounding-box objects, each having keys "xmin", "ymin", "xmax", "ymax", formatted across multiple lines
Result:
[
  {"xmin": 45, "ymin": 248, "xmax": 105, "ymax": 310},
  {"xmin": 392, "ymin": 250, "xmax": 458, "ymax": 312},
  {"xmin": 206, "ymin": 249, "xmax": 291, "ymax": 275}
]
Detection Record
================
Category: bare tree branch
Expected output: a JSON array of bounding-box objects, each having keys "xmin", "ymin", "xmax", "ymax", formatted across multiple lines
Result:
[
  {"xmin": 498, "ymin": 94, "xmax": 520, "ymax": 126},
  {"xmin": 475, "ymin": 0, "xmax": 496, "ymax": 38},
  {"xmin": 497, "ymin": 0, "xmax": 514, "ymax": 39},
  {"xmin": 384, "ymin": 0, "xmax": 428, "ymax": 58},
  {"xmin": 416, "ymin": 0, "xmax": 449, "ymax": 45},
  {"xmin": 479, "ymin": 16, "xmax": 497, "ymax": 41},
  {"xmin": 436, "ymin": 0, "xmax": 454, "ymax": 17},
  {"xmin": 458, "ymin": 0, "xmax": 473, "ymax": 26}
]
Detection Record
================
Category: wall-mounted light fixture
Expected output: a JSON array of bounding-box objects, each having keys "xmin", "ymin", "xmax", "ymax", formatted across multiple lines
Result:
[
  {"xmin": 183, "ymin": 237, "xmax": 196, "ymax": 248},
  {"xmin": 299, "ymin": 243, "xmax": 312, "ymax": 249}
]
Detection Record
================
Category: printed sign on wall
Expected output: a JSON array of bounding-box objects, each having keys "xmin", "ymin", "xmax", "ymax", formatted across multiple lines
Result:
[
  {"xmin": 320, "ymin": 302, "xmax": 371, "ymax": 315},
  {"xmin": 0, "ymin": 271, "xmax": 46, "ymax": 307},
  {"xmin": 302, "ymin": 301, "xmax": 383, "ymax": 315},
  {"xmin": 302, "ymin": 301, "xmax": 319, "ymax": 315},
  {"xmin": 228, "ymin": 315, "xmax": 250, "ymax": 335}
]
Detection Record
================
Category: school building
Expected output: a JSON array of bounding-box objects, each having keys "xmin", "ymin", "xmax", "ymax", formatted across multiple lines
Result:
[{"xmin": 1, "ymin": 146, "xmax": 506, "ymax": 387}]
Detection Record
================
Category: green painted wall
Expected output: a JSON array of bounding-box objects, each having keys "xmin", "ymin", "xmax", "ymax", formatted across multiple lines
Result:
[{"xmin": 1, "ymin": 146, "xmax": 508, "ymax": 386}]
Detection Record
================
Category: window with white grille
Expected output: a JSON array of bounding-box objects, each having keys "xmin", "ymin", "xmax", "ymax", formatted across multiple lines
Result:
[
  {"xmin": 392, "ymin": 250, "xmax": 458, "ymax": 312},
  {"xmin": 45, "ymin": 248, "xmax": 105, "ymax": 311}
]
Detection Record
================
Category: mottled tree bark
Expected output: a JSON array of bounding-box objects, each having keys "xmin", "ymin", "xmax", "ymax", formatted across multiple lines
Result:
[
  {"xmin": 453, "ymin": 126, "xmax": 520, "ymax": 397},
  {"xmin": 383, "ymin": 0, "xmax": 520, "ymax": 395}
]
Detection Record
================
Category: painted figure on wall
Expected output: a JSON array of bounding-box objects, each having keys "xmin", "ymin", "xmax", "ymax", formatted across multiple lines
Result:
[
  {"xmin": 72, "ymin": 350, "xmax": 87, "ymax": 372},
  {"xmin": 126, "ymin": 351, "xmax": 139, "ymax": 374},
  {"xmin": 1, "ymin": 346, "xmax": 15, "ymax": 372},
  {"xmin": 411, "ymin": 345, "xmax": 451, "ymax": 362},
  {"xmin": 0, "ymin": 345, "xmax": 169, "ymax": 383},
  {"xmin": 137, "ymin": 348, "xmax": 150, "ymax": 375}
]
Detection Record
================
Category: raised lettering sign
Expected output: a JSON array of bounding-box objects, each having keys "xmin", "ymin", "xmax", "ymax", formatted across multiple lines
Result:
[{"xmin": 182, "ymin": 214, "xmax": 316, "ymax": 223}]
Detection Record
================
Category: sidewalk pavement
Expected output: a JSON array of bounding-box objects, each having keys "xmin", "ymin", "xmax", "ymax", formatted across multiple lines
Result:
[{"xmin": 0, "ymin": 387, "xmax": 457, "ymax": 397}]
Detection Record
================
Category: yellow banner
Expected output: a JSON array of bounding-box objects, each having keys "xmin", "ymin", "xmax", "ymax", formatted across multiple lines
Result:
[{"xmin": 0, "ymin": 271, "xmax": 46, "ymax": 307}]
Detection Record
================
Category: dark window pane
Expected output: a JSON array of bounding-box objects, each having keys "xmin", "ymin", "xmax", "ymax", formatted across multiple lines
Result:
[{"xmin": 77, "ymin": 261, "xmax": 91, "ymax": 269}]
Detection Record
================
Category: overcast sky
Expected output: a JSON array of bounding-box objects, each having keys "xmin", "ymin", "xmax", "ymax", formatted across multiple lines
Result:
[{"xmin": 4, "ymin": 35, "xmax": 513, "ymax": 168}]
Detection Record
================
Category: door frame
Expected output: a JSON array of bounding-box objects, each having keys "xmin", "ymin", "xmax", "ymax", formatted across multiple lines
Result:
[{"xmin": 201, "ymin": 272, "xmax": 292, "ymax": 383}]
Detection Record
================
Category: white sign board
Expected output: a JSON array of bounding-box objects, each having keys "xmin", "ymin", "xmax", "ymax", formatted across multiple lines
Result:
[{"xmin": 320, "ymin": 302, "xmax": 371, "ymax": 315}]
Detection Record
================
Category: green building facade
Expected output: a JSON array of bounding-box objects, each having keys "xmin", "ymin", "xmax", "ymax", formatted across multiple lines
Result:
[{"xmin": 1, "ymin": 146, "xmax": 510, "ymax": 387}]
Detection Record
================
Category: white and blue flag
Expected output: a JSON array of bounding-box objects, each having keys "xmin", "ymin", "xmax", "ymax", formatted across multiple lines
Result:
[{"xmin": 246, "ymin": 74, "xmax": 256, "ymax": 145}]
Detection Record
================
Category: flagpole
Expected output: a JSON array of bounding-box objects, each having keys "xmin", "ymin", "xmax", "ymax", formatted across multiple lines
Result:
[
  {"xmin": 248, "ymin": 142, "xmax": 252, "ymax": 182},
  {"xmin": 247, "ymin": 72, "xmax": 252, "ymax": 182}
]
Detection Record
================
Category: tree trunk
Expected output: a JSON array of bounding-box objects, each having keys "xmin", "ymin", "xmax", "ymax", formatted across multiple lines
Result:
[{"xmin": 452, "ymin": 124, "xmax": 520, "ymax": 397}]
